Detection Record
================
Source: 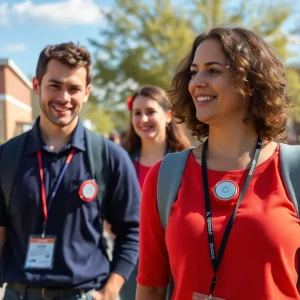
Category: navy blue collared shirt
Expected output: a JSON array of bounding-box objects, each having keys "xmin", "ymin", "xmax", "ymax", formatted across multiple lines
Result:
[{"xmin": 0, "ymin": 118, "xmax": 140, "ymax": 289}]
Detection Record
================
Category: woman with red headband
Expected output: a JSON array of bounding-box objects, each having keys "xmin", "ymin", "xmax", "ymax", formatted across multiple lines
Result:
[
  {"xmin": 124, "ymin": 84, "xmax": 190, "ymax": 189},
  {"xmin": 119, "ymin": 85, "xmax": 190, "ymax": 299}
]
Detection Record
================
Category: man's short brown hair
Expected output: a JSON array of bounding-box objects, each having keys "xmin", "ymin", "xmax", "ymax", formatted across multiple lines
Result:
[{"xmin": 36, "ymin": 42, "xmax": 92, "ymax": 86}]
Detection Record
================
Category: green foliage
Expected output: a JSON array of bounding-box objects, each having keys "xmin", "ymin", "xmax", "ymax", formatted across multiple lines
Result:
[
  {"xmin": 80, "ymin": 93, "xmax": 115, "ymax": 134},
  {"xmin": 89, "ymin": 0, "xmax": 300, "ymax": 127},
  {"xmin": 225, "ymin": 0, "xmax": 292, "ymax": 59},
  {"xmin": 89, "ymin": 0, "xmax": 195, "ymax": 110},
  {"xmin": 82, "ymin": 106, "xmax": 115, "ymax": 134},
  {"xmin": 287, "ymin": 68, "xmax": 300, "ymax": 121},
  {"xmin": 31, "ymin": 90, "xmax": 40, "ymax": 120}
]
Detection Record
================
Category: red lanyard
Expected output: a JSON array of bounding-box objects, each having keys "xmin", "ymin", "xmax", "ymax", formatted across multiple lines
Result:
[{"xmin": 37, "ymin": 147, "xmax": 76, "ymax": 233}]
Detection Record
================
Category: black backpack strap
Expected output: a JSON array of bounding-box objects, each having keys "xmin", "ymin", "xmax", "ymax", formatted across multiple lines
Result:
[
  {"xmin": 279, "ymin": 143, "xmax": 300, "ymax": 288},
  {"xmin": 85, "ymin": 129, "xmax": 109, "ymax": 228},
  {"xmin": 0, "ymin": 132, "xmax": 28, "ymax": 214},
  {"xmin": 157, "ymin": 148, "xmax": 192, "ymax": 300}
]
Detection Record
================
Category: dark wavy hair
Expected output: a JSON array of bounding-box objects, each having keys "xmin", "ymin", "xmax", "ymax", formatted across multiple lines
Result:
[
  {"xmin": 124, "ymin": 85, "xmax": 191, "ymax": 154},
  {"xmin": 169, "ymin": 26, "xmax": 291, "ymax": 142},
  {"xmin": 36, "ymin": 42, "xmax": 92, "ymax": 86}
]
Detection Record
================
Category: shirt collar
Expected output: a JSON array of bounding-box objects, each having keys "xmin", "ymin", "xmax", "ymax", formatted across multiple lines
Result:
[{"xmin": 25, "ymin": 117, "xmax": 86, "ymax": 154}]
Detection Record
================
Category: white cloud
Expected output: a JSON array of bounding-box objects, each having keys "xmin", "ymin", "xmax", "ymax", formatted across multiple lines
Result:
[
  {"xmin": 0, "ymin": 3, "xmax": 10, "ymax": 25},
  {"xmin": 12, "ymin": 0, "xmax": 103, "ymax": 26},
  {"xmin": 0, "ymin": 44, "xmax": 28, "ymax": 52}
]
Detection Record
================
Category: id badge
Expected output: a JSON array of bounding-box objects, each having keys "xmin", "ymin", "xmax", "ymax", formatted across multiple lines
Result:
[
  {"xmin": 193, "ymin": 293, "xmax": 226, "ymax": 300},
  {"xmin": 24, "ymin": 235, "xmax": 56, "ymax": 269}
]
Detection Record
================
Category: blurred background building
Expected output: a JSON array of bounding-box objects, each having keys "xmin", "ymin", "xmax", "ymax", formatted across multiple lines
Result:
[{"xmin": 0, "ymin": 59, "xmax": 32, "ymax": 142}]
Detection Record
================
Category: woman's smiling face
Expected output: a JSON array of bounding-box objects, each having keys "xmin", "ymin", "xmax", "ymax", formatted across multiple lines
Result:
[
  {"xmin": 131, "ymin": 95, "xmax": 171, "ymax": 142},
  {"xmin": 188, "ymin": 38, "xmax": 250, "ymax": 125}
]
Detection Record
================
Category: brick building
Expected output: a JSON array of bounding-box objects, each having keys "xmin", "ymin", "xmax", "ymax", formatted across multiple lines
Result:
[{"xmin": 0, "ymin": 59, "xmax": 32, "ymax": 142}]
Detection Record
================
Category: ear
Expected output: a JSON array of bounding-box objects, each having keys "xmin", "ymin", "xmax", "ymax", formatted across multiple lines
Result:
[
  {"xmin": 84, "ymin": 84, "xmax": 91, "ymax": 103},
  {"xmin": 166, "ymin": 109, "xmax": 173, "ymax": 124},
  {"xmin": 32, "ymin": 77, "xmax": 40, "ymax": 96}
]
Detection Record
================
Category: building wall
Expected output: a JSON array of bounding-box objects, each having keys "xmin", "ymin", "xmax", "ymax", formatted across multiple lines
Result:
[
  {"xmin": 4, "ymin": 67, "xmax": 31, "ymax": 106},
  {"xmin": 0, "ymin": 67, "xmax": 5, "ymax": 94},
  {"xmin": 0, "ymin": 102, "xmax": 5, "ymax": 142},
  {"xmin": 0, "ymin": 64, "xmax": 33, "ymax": 141},
  {"xmin": 5, "ymin": 101, "xmax": 32, "ymax": 139}
]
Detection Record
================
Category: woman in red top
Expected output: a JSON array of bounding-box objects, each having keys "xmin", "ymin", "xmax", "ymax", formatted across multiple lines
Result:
[
  {"xmin": 136, "ymin": 27, "xmax": 300, "ymax": 299},
  {"xmin": 124, "ymin": 85, "xmax": 190, "ymax": 189},
  {"xmin": 119, "ymin": 85, "xmax": 190, "ymax": 299}
]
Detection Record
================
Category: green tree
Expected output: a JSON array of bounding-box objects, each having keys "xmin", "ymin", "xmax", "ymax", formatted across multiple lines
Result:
[
  {"xmin": 31, "ymin": 90, "xmax": 40, "ymax": 120},
  {"xmin": 80, "ymin": 92, "xmax": 115, "ymax": 134},
  {"xmin": 287, "ymin": 68, "xmax": 300, "ymax": 121},
  {"xmin": 90, "ymin": 0, "xmax": 299, "ymax": 126},
  {"xmin": 90, "ymin": 0, "xmax": 195, "ymax": 110}
]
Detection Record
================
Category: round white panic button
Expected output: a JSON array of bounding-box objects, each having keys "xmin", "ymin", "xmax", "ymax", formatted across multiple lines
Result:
[{"xmin": 214, "ymin": 180, "xmax": 238, "ymax": 202}]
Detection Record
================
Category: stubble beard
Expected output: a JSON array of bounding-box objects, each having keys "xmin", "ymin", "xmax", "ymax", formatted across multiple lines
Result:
[{"xmin": 39, "ymin": 93, "xmax": 78, "ymax": 128}]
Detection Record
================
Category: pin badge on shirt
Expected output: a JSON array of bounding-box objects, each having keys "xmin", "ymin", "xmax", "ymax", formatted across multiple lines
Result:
[
  {"xmin": 213, "ymin": 180, "xmax": 239, "ymax": 203},
  {"xmin": 78, "ymin": 180, "xmax": 98, "ymax": 202}
]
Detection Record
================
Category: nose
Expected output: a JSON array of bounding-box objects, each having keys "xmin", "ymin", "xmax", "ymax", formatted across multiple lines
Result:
[
  {"xmin": 190, "ymin": 71, "xmax": 208, "ymax": 88},
  {"xmin": 140, "ymin": 113, "xmax": 149, "ymax": 122},
  {"xmin": 58, "ymin": 89, "xmax": 71, "ymax": 102}
]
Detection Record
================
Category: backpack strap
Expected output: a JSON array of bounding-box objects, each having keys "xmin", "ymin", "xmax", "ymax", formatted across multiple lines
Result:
[
  {"xmin": 0, "ymin": 132, "xmax": 28, "ymax": 214},
  {"xmin": 279, "ymin": 143, "xmax": 300, "ymax": 218},
  {"xmin": 157, "ymin": 148, "xmax": 192, "ymax": 300},
  {"xmin": 278, "ymin": 143, "xmax": 300, "ymax": 288},
  {"xmin": 85, "ymin": 129, "xmax": 109, "ymax": 227},
  {"xmin": 157, "ymin": 149, "xmax": 192, "ymax": 229}
]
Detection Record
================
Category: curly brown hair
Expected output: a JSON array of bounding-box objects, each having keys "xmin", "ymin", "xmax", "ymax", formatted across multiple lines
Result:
[
  {"xmin": 169, "ymin": 26, "xmax": 291, "ymax": 142},
  {"xmin": 124, "ymin": 85, "xmax": 191, "ymax": 154},
  {"xmin": 36, "ymin": 42, "xmax": 92, "ymax": 86}
]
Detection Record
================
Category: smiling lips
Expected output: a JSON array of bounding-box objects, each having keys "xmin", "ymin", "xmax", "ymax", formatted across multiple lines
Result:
[
  {"xmin": 139, "ymin": 126, "xmax": 153, "ymax": 132},
  {"xmin": 196, "ymin": 96, "xmax": 216, "ymax": 102},
  {"xmin": 195, "ymin": 95, "xmax": 217, "ymax": 106},
  {"xmin": 52, "ymin": 105, "xmax": 71, "ymax": 113}
]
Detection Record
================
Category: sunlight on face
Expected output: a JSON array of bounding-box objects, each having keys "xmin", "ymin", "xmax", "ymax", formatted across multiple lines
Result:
[
  {"xmin": 33, "ymin": 59, "xmax": 90, "ymax": 129},
  {"xmin": 188, "ymin": 39, "xmax": 248, "ymax": 125},
  {"xmin": 131, "ymin": 95, "xmax": 171, "ymax": 142}
]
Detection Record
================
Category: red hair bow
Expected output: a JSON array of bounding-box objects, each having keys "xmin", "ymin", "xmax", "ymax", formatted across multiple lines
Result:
[{"xmin": 127, "ymin": 96, "xmax": 133, "ymax": 111}]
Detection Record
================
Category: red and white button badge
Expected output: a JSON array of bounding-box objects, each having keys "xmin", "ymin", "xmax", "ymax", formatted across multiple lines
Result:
[{"xmin": 78, "ymin": 180, "xmax": 98, "ymax": 202}]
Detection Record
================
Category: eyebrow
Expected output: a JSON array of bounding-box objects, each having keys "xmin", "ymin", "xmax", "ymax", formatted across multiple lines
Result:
[
  {"xmin": 48, "ymin": 79, "xmax": 83, "ymax": 88},
  {"xmin": 48, "ymin": 79, "xmax": 62, "ymax": 85},
  {"xmin": 190, "ymin": 62, "xmax": 226, "ymax": 68}
]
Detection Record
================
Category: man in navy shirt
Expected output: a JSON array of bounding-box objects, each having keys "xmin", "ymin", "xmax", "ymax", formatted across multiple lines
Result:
[{"xmin": 0, "ymin": 42, "xmax": 140, "ymax": 300}]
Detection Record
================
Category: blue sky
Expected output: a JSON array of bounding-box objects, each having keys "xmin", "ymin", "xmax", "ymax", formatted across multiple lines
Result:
[
  {"xmin": 0, "ymin": 0, "xmax": 299, "ymax": 81},
  {"xmin": 0, "ymin": 0, "xmax": 112, "ymax": 78}
]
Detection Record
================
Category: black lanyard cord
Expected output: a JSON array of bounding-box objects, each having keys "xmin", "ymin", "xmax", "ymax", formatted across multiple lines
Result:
[{"xmin": 201, "ymin": 137, "xmax": 262, "ymax": 295}]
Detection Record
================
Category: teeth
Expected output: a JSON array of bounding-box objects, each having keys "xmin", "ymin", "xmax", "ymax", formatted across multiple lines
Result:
[{"xmin": 196, "ymin": 96, "xmax": 215, "ymax": 102}]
